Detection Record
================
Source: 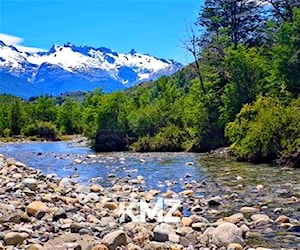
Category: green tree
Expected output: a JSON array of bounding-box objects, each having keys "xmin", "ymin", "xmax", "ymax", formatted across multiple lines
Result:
[
  {"xmin": 10, "ymin": 99, "xmax": 23, "ymax": 135},
  {"xmin": 198, "ymin": 0, "xmax": 266, "ymax": 48},
  {"xmin": 220, "ymin": 45, "xmax": 269, "ymax": 125},
  {"xmin": 57, "ymin": 98, "xmax": 82, "ymax": 134},
  {"xmin": 271, "ymin": 8, "xmax": 300, "ymax": 96},
  {"xmin": 265, "ymin": 0, "xmax": 300, "ymax": 22}
]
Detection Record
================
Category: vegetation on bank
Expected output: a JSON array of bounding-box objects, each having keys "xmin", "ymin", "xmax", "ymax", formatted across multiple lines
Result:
[{"xmin": 0, "ymin": 1, "xmax": 299, "ymax": 166}]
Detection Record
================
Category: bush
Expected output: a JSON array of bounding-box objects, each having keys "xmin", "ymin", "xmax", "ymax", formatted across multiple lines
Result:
[
  {"xmin": 130, "ymin": 135, "xmax": 152, "ymax": 152},
  {"xmin": 131, "ymin": 125, "xmax": 187, "ymax": 152},
  {"xmin": 226, "ymin": 96, "xmax": 300, "ymax": 163},
  {"xmin": 22, "ymin": 121, "xmax": 58, "ymax": 140},
  {"xmin": 94, "ymin": 131, "xmax": 129, "ymax": 152}
]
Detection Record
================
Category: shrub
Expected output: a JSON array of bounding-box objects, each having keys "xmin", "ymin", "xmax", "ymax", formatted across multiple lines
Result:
[
  {"xmin": 131, "ymin": 125, "xmax": 187, "ymax": 152},
  {"xmin": 22, "ymin": 121, "xmax": 58, "ymax": 140},
  {"xmin": 226, "ymin": 96, "xmax": 300, "ymax": 163}
]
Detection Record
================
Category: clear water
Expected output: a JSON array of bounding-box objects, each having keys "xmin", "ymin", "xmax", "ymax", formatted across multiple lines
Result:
[
  {"xmin": 0, "ymin": 141, "xmax": 299, "ymax": 248},
  {"xmin": 0, "ymin": 141, "xmax": 207, "ymax": 192}
]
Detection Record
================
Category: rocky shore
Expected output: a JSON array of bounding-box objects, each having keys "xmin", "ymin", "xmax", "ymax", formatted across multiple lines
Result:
[{"xmin": 0, "ymin": 154, "xmax": 299, "ymax": 250}]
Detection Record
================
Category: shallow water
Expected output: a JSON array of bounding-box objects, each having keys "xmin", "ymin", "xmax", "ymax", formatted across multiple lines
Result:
[
  {"xmin": 0, "ymin": 141, "xmax": 207, "ymax": 192},
  {"xmin": 0, "ymin": 141, "xmax": 299, "ymax": 248}
]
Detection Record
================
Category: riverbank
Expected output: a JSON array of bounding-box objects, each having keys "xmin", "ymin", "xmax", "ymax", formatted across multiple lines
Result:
[
  {"xmin": 0, "ymin": 134, "xmax": 90, "ymax": 146},
  {"xmin": 0, "ymin": 153, "xmax": 299, "ymax": 249}
]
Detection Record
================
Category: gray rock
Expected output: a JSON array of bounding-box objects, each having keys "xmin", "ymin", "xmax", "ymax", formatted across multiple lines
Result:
[
  {"xmin": 4, "ymin": 232, "xmax": 28, "ymax": 245},
  {"xmin": 212, "ymin": 222, "xmax": 244, "ymax": 247},
  {"xmin": 43, "ymin": 234, "xmax": 94, "ymax": 250},
  {"xmin": 59, "ymin": 177, "xmax": 74, "ymax": 188},
  {"xmin": 79, "ymin": 228, "xmax": 90, "ymax": 235},
  {"xmin": 127, "ymin": 243, "xmax": 142, "ymax": 250},
  {"xmin": 26, "ymin": 244, "xmax": 44, "ymax": 250},
  {"xmin": 198, "ymin": 227, "xmax": 215, "ymax": 245},
  {"xmin": 76, "ymin": 185, "xmax": 90, "ymax": 194},
  {"xmin": 191, "ymin": 222, "xmax": 209, "ymax": 232},
  {"xmin": 153, "ymin": 223, "xmax": 179, "ymax": 243},
  {"xmin": 250, "ymin": 214, "xmax": 272, "ymax": 223},
  {"xmin": 70, "ymin": 223, "xmax": 84, "ymax": 233},
  {"xmin": 143, "ymin": 241, "xmax": 169, "ymax": 250},
  {"xmin": 22, "ymin": 178, "xmax": 38, "ymax": 191},
  {"xmin": 53, "ymin": 208, "xmax": 67, "ymax": 221},
  {"xmin": 86, "ymin": 192, "xmax": 100, "ymax": 202},
  {"xmin": 102, "ymin": 230, "xmax": 127, "ymax": 250}
]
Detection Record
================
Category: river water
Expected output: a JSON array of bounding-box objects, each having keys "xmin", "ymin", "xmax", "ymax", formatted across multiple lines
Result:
[
  {"xmin": 0, "ymin": 141, "xmax": 299, "ymax": 248},
  {"xmin": 0, "ymin": 141, "xmax": 207, "ymax": 192}
]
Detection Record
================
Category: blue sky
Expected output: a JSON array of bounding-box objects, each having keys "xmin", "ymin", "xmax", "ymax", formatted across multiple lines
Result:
[{"xmin": 0, "ymin": 0, "xmax": 204, "ymax": 64}]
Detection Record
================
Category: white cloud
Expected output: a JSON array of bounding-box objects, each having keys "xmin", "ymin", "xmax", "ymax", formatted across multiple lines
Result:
[{"xmin": 0, "ymin": 33, "xmax": 45, "ymax": 53}]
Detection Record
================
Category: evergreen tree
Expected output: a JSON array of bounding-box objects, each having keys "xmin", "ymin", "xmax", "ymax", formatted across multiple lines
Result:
[
  {"xmin": 10, "ymin": 99, "xmax": 23, "ymax": 135},
  {"xmin": 198, "ymin": 0, "xmax": 266, "ymax": 48}
]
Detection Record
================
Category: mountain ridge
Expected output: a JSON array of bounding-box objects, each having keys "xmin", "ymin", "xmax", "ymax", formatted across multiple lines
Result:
[{"xmin": 0, "ymin": 40, "xmax": 182, "ymax": 98}]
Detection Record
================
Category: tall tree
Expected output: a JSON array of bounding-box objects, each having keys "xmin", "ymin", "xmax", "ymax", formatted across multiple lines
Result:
[
  {"xmin": 57, "ymin": 98, "xmax": 82, "ymax": 134},
  {"xmin": 198, "ymin": 0, "xmax": 266, "ymax": 48},
  {"xmin": 272, "ymin": 8, "xmax": 300, "ymax": 96},
  {"xmin": 10, "ymin": 99, "xmax": 23, "ymax": 135},
  {"xmin": 265, "ymin": 0, "xmax": 300, "ymax": 22}
]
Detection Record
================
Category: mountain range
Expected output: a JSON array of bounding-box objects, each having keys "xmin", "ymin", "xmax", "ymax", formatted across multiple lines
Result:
[{"xmin": 0, "ymin": 40, "xmax": 182, "ymax": 99}]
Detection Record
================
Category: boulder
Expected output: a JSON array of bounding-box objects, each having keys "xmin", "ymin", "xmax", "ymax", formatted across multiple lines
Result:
[
  {"xmin": 26, "ymin": 244, "xmax": 43, "ymax": 250},
  {"xmin": 143, "ymin": 242, "xmax": 169, "ymax": 250},
  {"xmin": 250, "ymin": 214, "xmax": 272, "ymax": 223},
  {"xmin": 4, "ymin": 232, "xmax": 28, "ymax": 245},
  {"xmin": 153, "ymin": 223, "xmax": 179, "ymax": 243},
  {"xmin": 102, "ymin": 230, "xmax": 127, "ymax": 250},
  {"xmin": 181, "ymin": 217, "xmax": 193, "ymax": 227},
  {"xmin": 22, "ymin": 178, "xmax": 38, "ymax": 191},
  {"xmin": 224, "ymin": 213, "xmax": 244, "ymax": 224},
  {"xmin": 26, "ymin": 201, "xmax": 47, "ymax": 219},
  {"xmin": 275, "ymin": 215, "xmax": 290, "ymax": 224},
  {"xmin": 212, "ymin": 222, "xmax": 244, "ymax": 247},
  {"xmin": 53, "ymin": 208, "xmax": 67, "ymax": 221},
  {"xmin": 43, "ymin": 234, "xmax": 94, "ymax": 250},
  {"xmin": 103, "ymin": 201, "xmax": 118, "ymax": 210},
  {"xmin": 59, "ymin": 177, "xmax": 73, "ymax": 188}
]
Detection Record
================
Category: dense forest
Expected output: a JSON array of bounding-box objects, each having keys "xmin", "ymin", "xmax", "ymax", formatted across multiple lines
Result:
[{"xmin": 0, "ymin": 0, "xmax": 299, "ymax": 166}]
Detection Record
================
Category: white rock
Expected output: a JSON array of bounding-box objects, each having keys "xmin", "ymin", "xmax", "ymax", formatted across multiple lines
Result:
[{"xmin": 212, "ymin": 222, "xmax": 244, "ymax": 247}]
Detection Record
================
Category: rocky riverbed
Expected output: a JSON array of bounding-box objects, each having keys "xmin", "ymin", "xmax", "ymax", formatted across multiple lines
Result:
[{"xmin": 0, "ymin": 153, "xmax": 299, "ymax": 250}]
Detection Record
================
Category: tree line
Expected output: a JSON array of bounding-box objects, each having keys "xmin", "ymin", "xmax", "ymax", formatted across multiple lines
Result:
[{"xmin": 1, "ymin": 0, "xmax": 299, "ymax": 166}]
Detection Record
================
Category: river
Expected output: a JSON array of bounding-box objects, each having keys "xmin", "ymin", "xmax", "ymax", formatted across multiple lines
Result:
[
  {"xmin": 0, "ymin": 141, "xmax": 208, "ymax": 193},
  {"xmin": 0, "ymin": 141, "xmax": 299, "ymax": 248}
]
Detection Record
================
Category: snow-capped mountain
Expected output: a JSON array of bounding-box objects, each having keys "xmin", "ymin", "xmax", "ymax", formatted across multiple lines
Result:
[{"xmin": 0, "ymin": 41, "xmax": 182, "ymax": 98}]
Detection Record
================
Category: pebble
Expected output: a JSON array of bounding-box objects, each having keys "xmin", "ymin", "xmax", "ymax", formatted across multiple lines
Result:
[
  {"xmin": 22, "ymin": 178, "xmax": 38, "ymax": 191},
  {"xmin": 0, "ymin": 153, "xmax": 297, "ymax": 249},
  {"xmin": 182, "ymin": 217, "xmax": 193, "ymax": 227},
  {"xmin": 250, "ymin": 214, "xmax": 272, "ymax": 223},
  {"xmin": 275, "ymin": 215, "xmax": 290, "ymax": 224},
  {"xmin": 240, "ymin": 206, "xmax": 259, "ymax": 214}
]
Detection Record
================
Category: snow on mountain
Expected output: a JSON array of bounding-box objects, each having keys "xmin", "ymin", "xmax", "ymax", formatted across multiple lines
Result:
[{"xmin": 0, "ymin": 40, "xmax": 182, "ymax": 98}]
